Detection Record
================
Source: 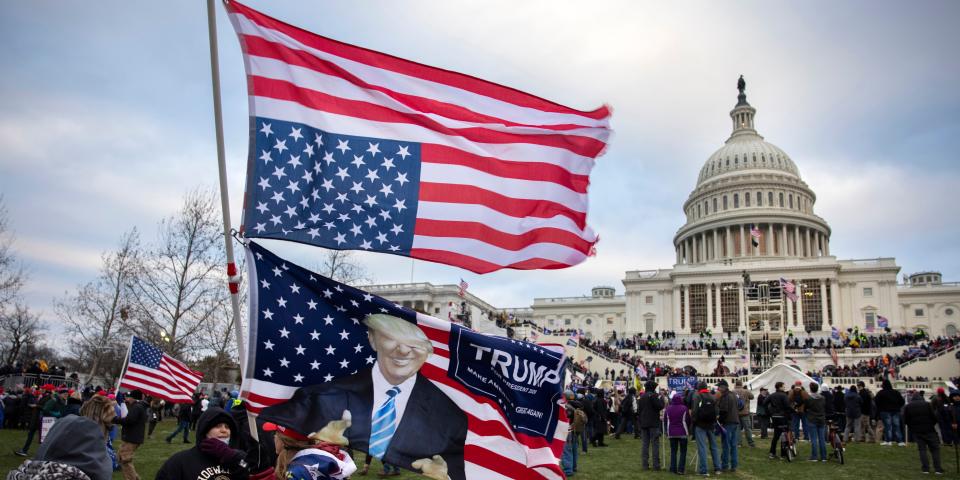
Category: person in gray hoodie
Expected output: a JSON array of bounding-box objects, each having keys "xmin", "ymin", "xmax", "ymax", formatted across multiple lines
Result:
[
  {"xmin": 803, "ymin": 382, "xmax": 827, "ymax": 462},
  {"xmin": 716, "ymin": 380, "xmax": 740, "ymax": 472},
  {"xmin": 7, "ymin": 415, "xmax": 112, "ymax": 480}
]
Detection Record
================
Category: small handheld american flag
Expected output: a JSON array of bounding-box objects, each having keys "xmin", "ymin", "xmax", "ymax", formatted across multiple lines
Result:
[
  {"xmin": 118, "ymin": 336, "xmax": 203, "ymax": 403},
  {"xmin": 458, "ymin": 278, "xmax": 469, "ymax": 297},
  {"xmin": 780, "ymin": 277, "xmax": 797, "ymax": 303},
  {"xmin": 750, "ymin": 224, "xmax": 761, "ymax": 247}
]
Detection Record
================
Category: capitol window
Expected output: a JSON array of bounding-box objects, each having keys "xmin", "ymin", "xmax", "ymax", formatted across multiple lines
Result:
[
  {"xmin": 915, "ymin": 308, "xmax": 925, "ymax": 317},
  {"xmin": 865, "ymin": 312, "xmax": 875, "ymax": 330},
  {"xmin": 585, "ymin": 318, "xmax": 592, "ymax": 325},
  {"xmin": 863, "ymin": 287, "xmax": 873, "ymax": 297},
  {"xmin": 745, "ymin": 193, "xmax": 751, "ymax": 207},
  {"xmin": 734, "ymin": 193, "xmax": 740, "ymax": 208},
  {"xmin": 723, "ymin": 196, "xmax": 728, "ymax": 210},
  {"xmin": 645, "ymin": 295, "xmax": 654, "ymax": 304},
  {"xmin": 768, "ymin": 192, "xmax": 774, "ymax": 205},
  {"xmin": 757, "ymin": 192, "xmax": 762, "ymax": 206},
  {"xmin": 946, "ymin": 308, "xmax": 954, "ymax": 316},
  {"xmin": 779, "ymin": 192, "xmax": 784, "ymax": 207},
  {"xmin": 789, "ymin": 194, "xmax": 793, "ymax": 209},
  {"xmin": 713, "ymin": 198, "xmax": 718, "ymax": 212}
]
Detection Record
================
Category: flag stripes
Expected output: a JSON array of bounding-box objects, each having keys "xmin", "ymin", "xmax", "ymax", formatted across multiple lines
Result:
[
  {"xmin": 229, "ymin": 0, "xmax": 610, "ymax": 273},
  {"xmin": 118, "ymin": 336, "xmax": 202, "ymax": 404}
]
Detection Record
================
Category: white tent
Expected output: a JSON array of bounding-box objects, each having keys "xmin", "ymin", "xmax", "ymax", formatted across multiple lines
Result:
[{"xmin": 744, "ymin": 363, "xmax": 818, "ymax": 411}]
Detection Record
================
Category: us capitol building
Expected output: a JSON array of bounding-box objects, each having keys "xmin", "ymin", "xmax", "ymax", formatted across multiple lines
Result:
[{"xmin": 367, "ymin": 79, "xmax": 960, "ymax": 345}]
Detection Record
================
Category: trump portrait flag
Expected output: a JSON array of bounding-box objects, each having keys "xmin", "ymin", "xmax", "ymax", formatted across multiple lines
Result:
[
  {"xmin": 227, "ymin": 1, "xmax": 611, "ymax": 273},
  {"xmin": 241, "ymin": 241, "xmax": 568, "ymax": 480}
]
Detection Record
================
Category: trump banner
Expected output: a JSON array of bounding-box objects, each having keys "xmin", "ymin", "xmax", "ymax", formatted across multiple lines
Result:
[
  {"xmin": 227, "ymin": 1, "xmax": 611, "ymax": 274},
  {"xmin": 242, "ymin": 241, "xmax": 568, "ymax": 480},
  {"xmin": 667, "ymin": 376, "xmax": 698, "ymax": 393}
]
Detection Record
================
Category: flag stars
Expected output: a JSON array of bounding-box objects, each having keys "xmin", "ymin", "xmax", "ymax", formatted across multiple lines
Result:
[
  {"xmin": 262, "ymin": 309, "xmax": 274, "ymax": 320},
  {"xmin": 353, "ymin": 344, "xmax": 364, "ymax": 353},
  {"xmin": 307, "ymin": 228, "xmax": 320, "ymax": 239},
  {"xmin": 279, "ymin": 358, "xmax": 290, "ymax": 367},
  {"xmin": 287, "ymin": 155, "xmax": 302, "ymax": 169},
  {"xmin": 293, "ymin": 373, "xmax": 304, "ymax": 383},
  {"xmin": 379, "ymin": 183, "xmax": 394, "ymax": 197},
  {"xmin": 350, "ymin": 224, "xmax": 363, "ymax": 237},
  {"xmin": 323, "ymin": 315, "xmax": 334, "ymax": 325},
  {"xmin": 286, "ymin": 180, "xmax": 300, "ymax": 194},
  {"xmin": 309, "ymin": 360, "xmax": 321, "ymax": 370},
  {"xmin": 301, "ymin": 170, "xmax": 314, "ymax": 183},
  {"xmin": 333, "ymin": 232, "xmax": 347, "ymax": 245},
  {"xmin": 272, "ymin": 166, "xmax": 287, "ymax": 180},
  {"xmin": 397, "ymin": 145, "xmax": 411, "ymax": 159},
  {"xmin": 362, "ymin": 293, "xmax": 374, "ymax": 302},
  {"xmin": 260, "ymin": 279, "xmax": 271, "ymax": 289},
  {"xmin": 350, "ymin": 181, "xmax": 364, "ymax": 194},
  {"xmin": 365, "ymin": 169, "xmax": 380, "ymax": 182},
  {"xmin": 366, "ymin": 142, "xmax": 381, "ymax": 156},
  {"xmin": 381, "ymin": 157, "xmax": 395, "ymax": 171},
  {"xmin": 351, "ymin": 155, "xmax": 366, "ymax": 169},
  {"xmin": 335, "ymin": 139, "xmax": 350, "ymax": 154},
  {"xmin": 320, "ymin": 178, "xmax": 335, "ymax": 192},
  {"xmin": 323, "ymin": 151, "xmax": 336, "ymax": 165},
  {"xmin": 307, "ymin": 299, "xmax": 318, "ymax": 310},
  {"xmin": 289, "ymin": 127, "xmax": 303, "ymax": 142},
  {"xmin": 303, "ymin": 143, "xmax": 315, "ymax": 157},
  {"xmin": 325, "ymin": 345, "xmax": 336, "ymax": 355},
  {"xmin": 350, "ymin": 204, "xmax": 363, "ymax": 214},
  {"xmin": 390, "ymin": 224, "xmax": 404, "ymax": 235},
  {"xmin": 269, "ymin": 215, "xmax": 282, "ymax": 226},
  {"xmin": 339, "ymin": 359, "xmax": 350, "ymax": 369},
  {"xmin": 290, "ymin": 284, "xmax": 301, "ymax": 294},
  {"xmin": 392, "ymin": 198, "xmax": 407, "ymax": 212},
  {"xmin": 273, "ymin": 138, "xmax": 288, "ymax": 153},
  {"xmin": 270, "ymin": 191, "xmax": 285, "ymax": 204},
  {"xmin": 293, "ymin": 314, "xmax": 304, "ymax": 324},
  {"xmin": 324, "ymin": 373, "xmax": 334, "ymax": 382},
  {"xmin": 295, "ymin": 344, "xmax": 306, "ymax": 355},
  {"xmin": 256, "ymin": 201, "xmax": 269, "ymax": 214},
  {"xmin": 375, "ymin": 232, "xmax": 389, "ymax": 244},
  {"xmin": 262, "ymin": 368, "xmax": 274, "ymax": 377},
  {"xmin": 334, "ymin": 167, "xmax": 350, "ymax": 181},
  {"xmin": 378, "ymin": 209, "xmax": 392, "ymax": 221},
  {"xmin": 309, "ymin": 329, "xmax": 321, "ymax": 340},
  {"xmin": 258, "ymin": 177, "xmax": 271, "ymax": 190},
  {"xmin": 395, "ymin": 172, "xmax": 409, "ymax": 186},
  {"xmin": 365, "ymin": 355, "xmax": 376, "ymax": 365},
  {"xmin": 363, "ymin": 196, "xmax": 377, "ymax": 208},
  {"xmin": 263, "ymin": 340, "xmax": 275, "ymax": 350},
  {"xmin": 314, "ymin": 132, "xmax": 324, "ymax": 146},
  {"xmin": 277, "ymin": 297, "xmax": 288, "ymax": 308},
  {"xmin": 338, "ymin": 329, "xmax": 350, "ymax": 340},
  {"xmin": 284, "ymin": 205, "xmax": 298, "ymax": 218},
  {"xmin": 279, "ymin": 327, "xmax": 291, "ymax": 338},
  {"xmin": 364, "ymin": 216, "xmax": 377, "ymax": 228},
  {"xmin": 259, "ymin": 150, "xmax": 273, "ymax": 163},
  {"xmin": 260, "ymin": 122, "xmax": 273, "ymax": 137}
]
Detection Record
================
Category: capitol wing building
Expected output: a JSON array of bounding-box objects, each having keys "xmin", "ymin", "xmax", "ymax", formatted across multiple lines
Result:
[{"xmin": 532, "ymin": 84, "xmax": 960, "ymax": 343}]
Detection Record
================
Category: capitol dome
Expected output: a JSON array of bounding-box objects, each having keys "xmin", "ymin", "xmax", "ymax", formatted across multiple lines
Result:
[{"xmin": 674, "ymin": 77, "xmax": 832, "ymax": 265}]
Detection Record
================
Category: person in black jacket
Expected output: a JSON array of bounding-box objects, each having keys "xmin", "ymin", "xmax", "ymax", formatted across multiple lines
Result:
[
  {"xmin": 113, "ymin": 390, "xmax": 148, "ymax": 480},
  {"xmin": 766, "ymin": 382, "xmax": 792, "ymax": 459},
  {"xmin": 614, "ymin": 388, "xmax": 637, "ymax": 440},
  {"xmin": 156, "ymin": 407, "xmax": 249, "ymax": 480},
  {"xmin": 167, "ymin": 402, "xmax": 193, "ymax": 444},
  {"xmin": 875, "ymin": 379, "xmax": 906, "ymax": 445},
  {"xmin": 229, "ymin": 400, "xmax": 275, "ymax": 479},
  {"xmin": 902, "ymin": 392, "xmax": 945, "ymax": 474},
  {"xmin": 638, "ymin": 381, "xmax": 665, "ymax": 470}
]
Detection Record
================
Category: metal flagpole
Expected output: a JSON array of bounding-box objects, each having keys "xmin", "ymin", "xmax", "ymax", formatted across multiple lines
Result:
[{"xmin": 206, "ymin": 0, "xmax": 246, "ymax": 373}]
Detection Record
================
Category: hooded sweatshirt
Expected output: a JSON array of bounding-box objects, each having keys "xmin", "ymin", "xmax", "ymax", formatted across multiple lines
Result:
[
  {"xmin": 156, "ymin": 407, "xmax": 249, "ymax": 480},
  {"xmin": 7, "ymin": 415, "xmax": 112, "ymax": 480},
  {"xmin": 663, "ymin": 394, "xmax": 692, "ymax": 438},
  {"xmin": 874, "ymin": 380, "xmax": 905, "ymax": 413}
]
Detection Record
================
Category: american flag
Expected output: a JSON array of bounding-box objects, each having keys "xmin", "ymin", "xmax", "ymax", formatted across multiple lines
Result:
[
  {"xmin": 779, "ymin": 277, "xmax": 797, "ymax": 303},
  {"xmin": 566, "ymin": 331, "xmax": 580, "ymax": 347},
  {"xmin": 227, "ymin": 1, "xmax": 611, "ymax": 274},
  {"xmin": 750, "ymin": 224, "xmax": 761, "ymax": 247},
  {"xmin": 877, "ymin": 315, "xmax": 889, "ymax": 329},
  {"xmin": 242, "ymin": 241, "xmax": 568, "ymax": 480},
  {"xmin": 118, "ymin": 336, "xmax": 203, "ymax": 403},
  {"xmin": 458, "ymin": 278, "xmax": 469, "ymax": 298}
]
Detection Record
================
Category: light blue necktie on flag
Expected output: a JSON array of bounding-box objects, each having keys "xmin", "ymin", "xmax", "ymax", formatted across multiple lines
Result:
[{"xmin": 368, "ymin": 386, "xmax": 401, "ymax": 459}]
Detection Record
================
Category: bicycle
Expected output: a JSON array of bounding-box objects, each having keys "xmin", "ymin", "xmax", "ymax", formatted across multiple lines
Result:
[
  {"xmin": 781, "ymin": 427, "xmax": 796, "ymax": 462},
  {"xmin": 826, "ymin": 415, "xmax": 845, "ymax": 465}
]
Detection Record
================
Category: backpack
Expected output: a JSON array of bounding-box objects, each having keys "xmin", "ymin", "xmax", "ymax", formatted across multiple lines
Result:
[
  {"xmin": 572, "ymin": 408, "xmax": 588, "ymax": 433},
  {"xmin": 696, "ymin": 395, "xmax": 718, "ymax": 424},
  {"xmin": 736, "ymin": 393, "xmax": 745, "ymax": 412}
]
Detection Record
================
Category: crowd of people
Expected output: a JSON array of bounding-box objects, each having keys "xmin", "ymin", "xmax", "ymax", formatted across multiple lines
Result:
[
  {"xmin": 0, "ymin": 383, "xmax": 364, "ymax": 480},
  {"xmin": 561, "ymin": 376, "xmax": 960, "ymax": 476}
]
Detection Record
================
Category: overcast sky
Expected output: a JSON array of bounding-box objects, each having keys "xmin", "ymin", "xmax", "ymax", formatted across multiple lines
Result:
[{"xmin": 1, "ymin": 1, "xmax": 958, "ymax": 331}]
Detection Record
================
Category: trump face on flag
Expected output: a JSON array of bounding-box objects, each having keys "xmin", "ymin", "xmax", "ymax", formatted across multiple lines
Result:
[{"xmin": 259, "ymin": 313, "xmax": 468, "ymax": 480}]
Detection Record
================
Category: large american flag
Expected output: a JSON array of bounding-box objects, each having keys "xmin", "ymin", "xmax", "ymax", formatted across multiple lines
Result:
[
  {"xmin": 242, "ymin": 241, "xmax": 568, "ymax": 480},
  {"xmin": 227, "ymin": 1, "xmax": 611, "ymax": 274},
  {"xmin": 118, "ymin": 336, "xmax": 203, "ymax": 403}
]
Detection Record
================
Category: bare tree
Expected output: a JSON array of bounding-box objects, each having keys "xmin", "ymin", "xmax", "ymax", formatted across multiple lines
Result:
[
  {"xmin": 0, "ymin": 304, "xmax": 44, "ymax": 365},
  {"xmin": 318, "ymin": 249, "xmax": 371, "ymax": 285},
  {"xmin": 194, "ymin": 264, "xmax": 244, "ymax": 385},
  {"xmin": 55, "ymin": 229, "xmax": 141, "ymax": 380},
  {"xmin": 0, "ymin": 196, "xmax": 25, "ymax": 311},
  {"xmin": 129, "ymin": 189, "xmax": 227, "ymax": 358}
]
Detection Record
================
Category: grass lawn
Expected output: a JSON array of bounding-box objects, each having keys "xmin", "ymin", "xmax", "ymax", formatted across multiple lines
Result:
[{"xmin": 2, "ymin": 421, "xmax": 958, "ymax": 479}]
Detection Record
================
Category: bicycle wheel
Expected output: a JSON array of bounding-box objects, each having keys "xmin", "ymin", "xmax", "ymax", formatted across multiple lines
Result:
[
  {"xmin": 784, "ymin": 441, "xmax": 794, "ymax": 462},
  {"xmin": 836, "ymin": 445, "xmax": 844, "ymax": 465}
]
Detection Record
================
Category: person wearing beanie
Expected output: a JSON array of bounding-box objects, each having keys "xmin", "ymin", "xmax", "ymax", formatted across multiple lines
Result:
[
  {"xmin": 903, "ymin": 391, "xmax": 945, "ymax": 474},
  {"xmin": 875, "ymin": 379, "xmax": 906, "ymax": 446},
  {"xmin": 266, "ymin": 415, "xmax": 357, "ymax": 480},
  {"xmin": 156, "ymin": 407, "xmax": 250, "ymax": 480},
  {"xmin": 637, "ymin": 380, "xmax": 664, "ymax": 470},
  {"xmin": 7, "ymin": 415, "xmax": 112, "ymax": 480},
  {"xmin": 112, "ymin": 390, "xmax": 148, "ymax": 480}
]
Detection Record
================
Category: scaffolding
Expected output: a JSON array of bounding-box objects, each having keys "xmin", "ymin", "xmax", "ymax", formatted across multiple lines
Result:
[{"xmin": 745, "ymin": 281, "xmax": 785, "ymax": 374}]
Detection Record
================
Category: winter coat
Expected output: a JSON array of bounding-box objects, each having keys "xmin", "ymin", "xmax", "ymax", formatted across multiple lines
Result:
[
  {"xmin": 663, "ymin": 395, "xmax": 692, "ymax": 438},
  {"xmin": 804, "ymin": 392, "xmax": 826, "ymax": 426},
  {"xmin": 178, "ymin": 404, "xmax": 193, "ymax": 423},
  {"xmin": 42, "ymin": 396, "xmax": 66, "ymax": 419},
  {"xmin": 64, "ymin": 397, "xmax": 83, "ymax": 417},
  {"xmin": 619, "ymin": 393, "xmax": 637, "ymax": 417},
  {"xmin": 156, "ymin": 407, "xmax": 250, "ymax": 480},
  {"xmin": 734, "ymin": 387, "xmax": 753, "ymax": 416},
  {"xmin": 902, "ymin": 397, "xmax": 938, "ymax": 435},
  {"xmin": 115, "ymin": 400, "xmax": 148, "ymax": 444},
  {"xmin": 230, "ymin": 403, "xmax": 276, "ymax": 475},
  {"xmin": 874, "ymin": 381, "xmax": 904, "ymax": 412},
  {"xmin": 756, "ymin": 393, "xmax": 769, "ymax": 416},
  {"xmin": 843, "ymin": 390, "xmax": 862, "ymax": 419},
  {"xmin": 765, "ymin": 391, "xmax": 791, "ymax": 418},
  {"xmin": 637, "ymin": 392, "xmax": 664, "ymax": 429},
  {"xmin": 859, "ymin": 389, "xmax": 873, "ymax": 417},
  {"xmin": 7, "ymin": 415, "xmax": 112, "ymax": 480},
  {"xmin": 822, "ymin": 389, "xmax": 835, "ymax": 417},
  {"xmin": 716, "ymin": 390, "xmax": 739, "ymax": 425}
]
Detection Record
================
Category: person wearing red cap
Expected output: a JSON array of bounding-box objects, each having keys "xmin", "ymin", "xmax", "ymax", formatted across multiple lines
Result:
[
  {"xmin": 932, "ymin": 387, "xmax": 955, "ymax": 447},
  {"xmin": 265, "ymin": 418, "xmax": 356, "ymax": 480}
]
